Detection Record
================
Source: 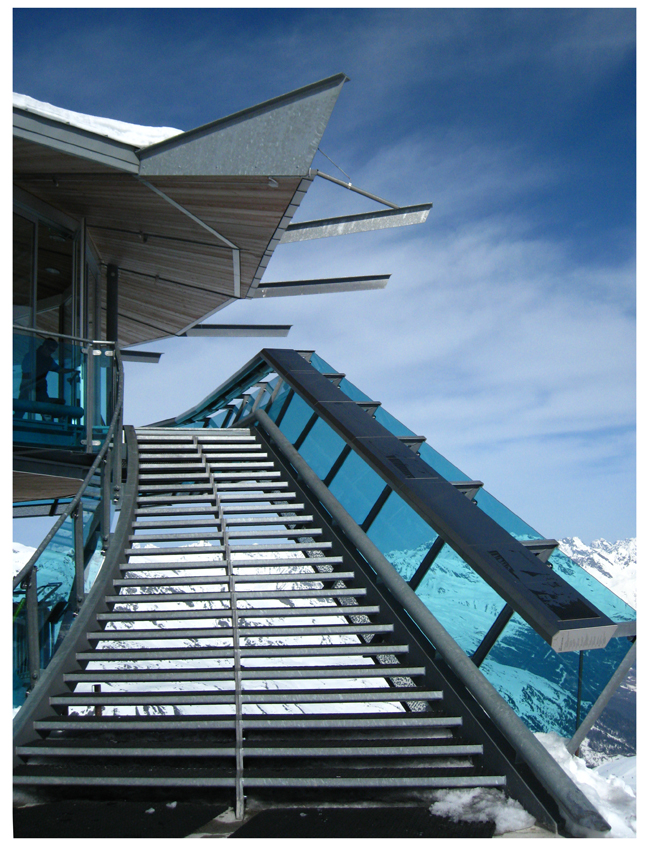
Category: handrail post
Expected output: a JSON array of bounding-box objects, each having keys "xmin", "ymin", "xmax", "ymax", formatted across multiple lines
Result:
[
  {"xmin": 73, "ymin": 507, "xmax": 85, "ymax": 611},
  {"xmin": 101, "ymin": 452, "xmax": 111, "ymax": 551},
  {"xmin": 84, "ymin": 343, "xmax": 95, "ymax": 453},
  {"xmin": 25, "ymin": 568, "xmax": 40, "ymax": 689},
  {"xmin": 113, "ymin": 407, "xmax": 123, "ymax": 508}
]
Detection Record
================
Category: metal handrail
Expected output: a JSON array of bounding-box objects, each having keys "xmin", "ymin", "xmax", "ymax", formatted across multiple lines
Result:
[
  {"xmin": 13, "ymin": 350, "xmax": 124, "ymax": 591},
  {"xmin": 246, "ymin": 408, "xmax": 612, "ymax": 836},
  {"xmin": 13, "ymin": 426, "xmax": 139, "ymax": 750}
]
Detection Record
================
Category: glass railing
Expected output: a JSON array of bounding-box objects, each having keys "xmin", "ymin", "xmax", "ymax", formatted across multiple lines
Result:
[
  {"xmin": 13, "ymin": 328, "xmax": 117, "ymax": 451},
  {"xmin": 12, "ymin": 474, "xmax": 105, "ymax": 709},
  {"xmin": 13, "ymin": 348, "xmax": 124, "ymax": 712},
  {"xmin": 156, "ymin": 349, "xmax": 636, "ymax": 740}
]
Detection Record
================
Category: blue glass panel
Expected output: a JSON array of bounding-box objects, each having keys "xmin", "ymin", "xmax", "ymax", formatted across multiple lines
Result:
[
  {"xmin": 298, "ymin": 417, "xmax": 346, "ymax": 481},
  {"xmin": 415, "ymin": 543, "xmax": 506, "ymax": 654},
  {"xmin": 339, "ymin": 377, "xmax": 373, "ymax": 403},
  {"xmin": 418, "ymin": 443, "xmax": 471, "ymax": 483},
  {"xmin": 13, "ymin": 516, "xmax": 76, "ymax": 704},
  {"xmin": 373, "ymin": 406, "xmax": 416, "ymax": 437},
  {"xmin": 549, "ymin": 549, "xmax": 636, "ymax": 623},
  {"xmin": 309, "ymin": 352, "xmax": 336, "ymax": 375},
  {"xmin": 265, "ymin": 381, "xmax": 292, "ymax": 421},
  {"xmin": 328, "ymin": 451, "xmax": 388, "ymax": 525},
  {"xmin": 13, "ymin": 330, "xmax": 115, "ymax": 452},
  {"xmin": 481, "ymin": 615, "xmax": 633, "ymax": 738},
  {"xmin": 366, "ymin": 492, "xmax": 436, "ymax": 581},
  {"xmin": 474, "ymin": 490, "xmax": 544, "ymax": 540},
  {"xmin": 277, "ymin": 393, "xmax": 314, "ymax": 444},
  {"xmin": 237, "ymin": 393, "xmax": 256, "ymax": 421}
]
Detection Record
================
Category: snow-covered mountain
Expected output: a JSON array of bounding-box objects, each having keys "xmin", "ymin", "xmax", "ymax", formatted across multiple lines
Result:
[
  {"xmin": 554, "ymin": 537, "xmax": 636, "ymax": 768},
  {"xmin": 558, "ymin": 537, "xmax": 636, "ymax": 610}
]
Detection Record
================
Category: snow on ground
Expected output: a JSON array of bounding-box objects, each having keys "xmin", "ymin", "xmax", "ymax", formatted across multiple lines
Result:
[
  {"xmin": 428, "ymin": 733, "xmax": 636, "ymax": 837},
  {"xmin": 429, "ymin": 786, "xmax": 536, "ymax": 835},
  {"xmin": 535, "ymin": 732, "xmax": 636, "ymax": 837},
  {"xmin": 13, "ymin": 93, "xmax": 182, "ymax": 148}
]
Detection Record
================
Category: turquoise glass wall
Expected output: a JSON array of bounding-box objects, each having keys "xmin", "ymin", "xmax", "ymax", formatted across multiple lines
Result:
[{"xmin": 180, "ymin": 351, "xmax": 635, "ymax": 740}]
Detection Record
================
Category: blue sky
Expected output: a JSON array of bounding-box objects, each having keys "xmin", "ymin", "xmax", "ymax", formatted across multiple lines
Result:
[{"xmin": 13, "ymin": 6, "xmax": 636, "ymax": 544}]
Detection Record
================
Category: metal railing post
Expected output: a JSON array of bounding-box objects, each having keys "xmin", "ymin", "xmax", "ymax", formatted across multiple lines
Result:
[
  {"xmin": 85, "ymin": 344, "xmax": 95, "ymax": 453},
  {"xmin": 101, "ymin": 452, "xmax": 111, "ymax": 551},
  {"xmin": 113, "ymin": 406, "xmax": 123, "ymax": 507},
  {"xmin": 73, "ymin": 507, "xmax": 85, "ymax": 611},
  {"xmin": 25, "ymin": 568, "xmax": 40, "ymax": 689}
]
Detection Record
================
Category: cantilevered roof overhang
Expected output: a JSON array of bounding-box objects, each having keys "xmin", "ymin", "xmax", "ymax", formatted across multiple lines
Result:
[{"xmin": 13, "ymin": 75, "xmax": 353, "ymax": 348}]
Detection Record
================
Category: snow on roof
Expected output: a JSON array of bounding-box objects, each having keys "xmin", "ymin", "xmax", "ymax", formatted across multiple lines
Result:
[{"xmin": 13, "ymin": 93, "xmax": 183, "ymax": 149}]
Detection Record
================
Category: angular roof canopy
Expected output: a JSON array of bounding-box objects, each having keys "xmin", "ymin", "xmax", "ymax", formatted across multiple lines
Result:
[{"xmin": 13, "ymin": 75, "xmax": 349, "ymax": 347}]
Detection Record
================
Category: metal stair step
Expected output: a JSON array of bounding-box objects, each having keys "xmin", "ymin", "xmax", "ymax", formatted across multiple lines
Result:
[
  {"xmin": 129, "ymin": 531, "xmax": 225, "ymax": 542},
  {"xmin": 33, "ymin": 711, "xmax": 460, "ymax": 735},
  {"xmin": 16, "ymin": 740, "xmax": 482, "ymax": 759},
  {"xmin": 50, "ymin": 688, "xmax": 442, "ymax": 707},
  {"xmin": 105, "ymin": 587, "xmax": 366, "ymax": 603},
  {"xmin": 64, "ymin": 665, "xmax": 426, "ymax": 684},
  {"xmin": 13, "ymin": 767, "xmax": 237, "ymax": 788},
  {"xmin": 125, "ymin": 544, "xmax": 225, "ymax": 556},
  {"xmin": 123, "ymin": 541, "xmax": 331, "ymax": 557},
  {"xmin": 75, "ymin": 644, "xmax": 412, "ymax": 662},
  {"xmin": 88, "ymin": 623, "xmax": 395, "ymax": 641},
  {"xmin": 96, "ymin": 605, "xmax": 381, "ymax": 621},
  {"xmin": 119, "ymin": 556, "xmax": 343, "ymax": 571},
  {"xmin": 112, "ymin": 570, "xmax": 355, "ymax": 587}
]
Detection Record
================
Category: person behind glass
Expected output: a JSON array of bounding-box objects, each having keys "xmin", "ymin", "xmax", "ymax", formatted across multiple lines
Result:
[{"xmin": 19, "ymin": 338, "xmax": 72, "ymax": 414}]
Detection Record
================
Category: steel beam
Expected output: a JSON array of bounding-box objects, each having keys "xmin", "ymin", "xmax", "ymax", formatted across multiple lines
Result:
[
  {"xmin": 183, "ymin": 324, "xmax": 291, "ymax": 337},
  {"xmin": 252, "ymin": 275, "xmax": 390, "ymax": 298},
  {"xmin": 281, "ymin": 203, "xmax": 432, "ymax": 243}
]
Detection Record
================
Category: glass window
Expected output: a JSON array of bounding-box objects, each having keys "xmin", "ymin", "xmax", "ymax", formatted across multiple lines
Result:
[
  {"xmin": 298, "ymin": 417, "xmax": 345, "ymax": 481},
  {"xmin": 366, "ymin": 491, "xmax": 436, "ymax": 581},
  {"xmin": 36, "ymin": 221, "xmax": 74, "ymax": 337},
  {"xmin": 549, "ymin": 549, "xmax": 636, "ymax": 623},
  {"xmin": 418, "ymin": 443, "xmax": 471, "ymax": 483},
  {"xmin": 374, "ymin": 406, "xmax": 416, "ymax": 437},
  {"xmin": 309, "ymin": 352, "xmax": 336, "ymax": 375},
  {"xmin": 13, "ymin": 213, "xmax": 35, "ymax": 327},
  {"xmin": 328, "ymin": 450, "xmax": 388, "ymax": 525},
  {"xmin": 415, "ymin": 543, "xmax": 508, "ymax": 654},
  {"xmin": 277, "ymin": 393, "xmax": 314, "ymax": 444},
  {"xmin": 339, "ymin": 377, "xmax": 373, "ymax": 403},
  {"xmin": 480, "ymin": 614, "xmax": 633, "ymax": 738},
  {"xmin": 474, "ymin": 490, "xmax": 544, "ymax": 540},
  {"xmin": 266, "ymin": 381, "xmax": 291, "ymax": 421},
  {"xmin": 86, "ymin": 257, "xmax": 100, "ymax": 340}
]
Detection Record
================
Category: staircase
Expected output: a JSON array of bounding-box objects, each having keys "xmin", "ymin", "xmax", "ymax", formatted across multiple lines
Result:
[{"xmin": 14, "ymin": 427, "xmax": 507, "ymax": 814}]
